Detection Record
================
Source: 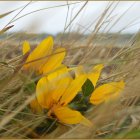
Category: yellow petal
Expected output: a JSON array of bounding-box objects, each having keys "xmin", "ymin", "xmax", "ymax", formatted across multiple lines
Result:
[
  {"xmin": 36, "ymin": 77, "xmax": 53, "ymax": 109},
  {"xmin": 23, "ymin": 36, "xmax": 53, "ymax": 72},
  {"xmin": 90, "ymin": 81, "xmax": 125, "ymax": 105},
  {"xmin": 30, "ymin": 98, "xmax": 43, "ymax": 114},
  {"xmin": 88, "ymin": 64, "xmax": 104, "ymax": 87},
  {"xmin": 53, "ymin": 106, "xmax": 92, "ymax": 126},
  {"xmin": 41, "ymin": 47, "xmax": 66, "ymax": 74},
  {"xmin": 51, "ymin": 76, "xmax": 72, "ymax": 103},
  {"xmin": 60, "ymin": 75, "xmax": 87, "ymax": 106},
  {"xmin": 75, "ymin": 65, "xmax": 85, "ymax": 77},
  {"xmin": 47, "ymin": 64, "xmax": 69, "ymax": 81},
  {"xmin": 36, "ymin": 73, "xmax": 72, "ymax": 109},
  {"xmin": 22, "ymin": 41, "xmax": 31, "ymax": 55}
]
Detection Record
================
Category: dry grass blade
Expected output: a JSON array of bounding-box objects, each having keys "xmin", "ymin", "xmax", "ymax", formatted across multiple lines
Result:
[
  {"xmin": 0, "ymin": 25, "xmax": 14, "ymax": 35},
  {"xmin": 64, "ymin": 1, "xmax": 88, "ymax": 32},
  {"xmin": 0, "ymin": 95, "xmax": 35, "ymax": 131},
  {"xmin": 0, "ymin": 11, "xmax": 14, "ymax": 19},
  {"xmin": 11, "ymin": 1, "xmax": 83, "ymax": 24},
  {"xmin": 77, "ymin": 2, "xmax": 114, "ymax": 64},
  {"xmin": 3, "ymin": 1, "xmax": 32, "ymax": 29}
]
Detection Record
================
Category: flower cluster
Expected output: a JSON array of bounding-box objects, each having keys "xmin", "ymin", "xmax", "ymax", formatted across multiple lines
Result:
[{"xmin": 22, "ymin": 36, "xmax": 125, "ymax": 127}]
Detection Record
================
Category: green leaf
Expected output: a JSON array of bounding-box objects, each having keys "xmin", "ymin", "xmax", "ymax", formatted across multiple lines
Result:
[
  {"xmin": 72, "ymin": 92, "xmax": 83, "ymax": 102},
  {"xmin": 69, "ymin": 102, "xmax": 88, "ymax": 112},
  {"xmin": 82, "ymin": 78, "xmax": 94, "ymax": 97}
]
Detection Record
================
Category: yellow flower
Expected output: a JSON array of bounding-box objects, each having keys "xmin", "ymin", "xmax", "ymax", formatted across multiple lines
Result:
[
  {"xmin": 90, "ymin": 80, "xmax": 125, "ymax": 105},
  {"xmin": 22, "ymin": 36, "xmax": 66, "ymax": 75},
  {"xmin": 75, "ymin": 64, "xmax": 125, "ymax": 105},
  {"xmin": 35, "ymin": 73, "xmax": 92, "ymax": 126}
]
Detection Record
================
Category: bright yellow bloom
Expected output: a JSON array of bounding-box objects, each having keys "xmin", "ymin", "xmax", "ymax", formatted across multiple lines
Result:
[
  {"xmin": 29, "ymin": 64, "xmax": 70, "ymax": 115},
  {"xmin": 75, "ymin": 64, "xmax": 125, "ymax": 105},
  {"xmin": 75, "ymin": 64, "xmax": 104, "ymax": 87},
  {"xmin": 46, "ymin": 64, "xmax": 69, "ymax": 81},
  {"xmin": 35, "ymin": 74, "xmax": 92, "ymax": 126},
  {"xmin": 22, "ymin": 36, "xmax": 66, "ymax": 75},
  {"xmin": 90, "ymin": 81, "xmax": 125, "ymax": 105},
  {"xmin": 22, "ymin": 36, "xmax": 68, "ymax": 115}
]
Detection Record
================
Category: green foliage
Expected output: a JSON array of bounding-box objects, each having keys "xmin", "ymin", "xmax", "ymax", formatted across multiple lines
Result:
[
  {"xmin": 70, "ymin": 79, "xmax": 94, "ymax": 112},
  {"xmin": 124, "ymin": 129, "xmax": 140, "ymax": 139},
  {"xmin": 69, "ymin": 102, "xmax": 88, "ymax": 112},
  {"xmin": 24, "ymin": 82, "xmax": 36, "ymax": 93},
  {"xmin": 82, "ymin": 79, "xmax": 94, "ymax": 97},
  {"xmin": 71, "ymin": 92, "xmax": 83, "ymax": 102}
]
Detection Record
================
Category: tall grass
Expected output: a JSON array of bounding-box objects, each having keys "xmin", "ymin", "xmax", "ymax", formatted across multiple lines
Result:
[{"xmin": 0, "ymin": 1, "xmax": 140, "ymax": 138}]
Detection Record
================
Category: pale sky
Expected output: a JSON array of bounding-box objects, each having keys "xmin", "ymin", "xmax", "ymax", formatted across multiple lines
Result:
[{"xmin": 0, "ymin": 1, "xmax": 140, "ymax": 35}]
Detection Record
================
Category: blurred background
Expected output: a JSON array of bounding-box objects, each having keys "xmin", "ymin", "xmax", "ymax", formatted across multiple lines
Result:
[{"xmin": 0, "ymin": 1, "xmax": 140, "ymax": 34}]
